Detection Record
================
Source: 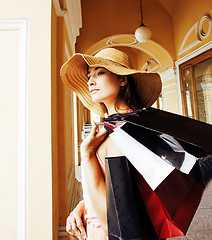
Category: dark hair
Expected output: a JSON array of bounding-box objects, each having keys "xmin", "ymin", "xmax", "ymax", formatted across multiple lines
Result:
[{"xmin": 115, "ymin": 75, "xmax": 143, "ymax": 111}]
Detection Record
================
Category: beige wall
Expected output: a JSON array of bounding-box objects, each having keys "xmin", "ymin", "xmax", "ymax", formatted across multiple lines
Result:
[
  {"xmin": 160, "ymin": 0, "xmax": 212, "ymax": 115},
  {"xmin": 51, "ymin": 6, "xmax": 60, "ymax": 240},
  {"xmin": 0, "ymin": 27, "xmax": 19, "ymax": 240},
  {"xmin": 173, "ymin": 0, "xmax": 212, "ymax": 59},
  {"xmin": 51, "ymin": 2, "xmax": 84, "ymax": 239},
  {"xmin": 0, "ymin": 0, "xmax": 52, "ymax": 240}
]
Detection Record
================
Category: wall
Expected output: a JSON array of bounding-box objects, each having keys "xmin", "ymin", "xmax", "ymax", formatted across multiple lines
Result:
[
  {"xmin": 173, "ymin": 0, "xmax": 212, "ymax": 60},
  {"xmin": 160, "ymin": 68, "xmax": 180, "ymax": 114},
  {"xmin": 0, "ymin": 0, "xmax": 52, "ymax": 240},
  {"xmin": 0, "ymin": 23, "xmax": 19, "ymax": 240},
  {"xmin": 171, "ymin": 0, "xmax": 212, "ymax": 115},
  {"xmin": 51, "ymin": 2, "xmax": 84, "ymax": 239},
  {"xmin": 51, "ymin": 5, "xmax": 60, "ymax": 240},
  {"xmin": 160, "ymin": 0, "xmax": 212, "ymax": 115}
]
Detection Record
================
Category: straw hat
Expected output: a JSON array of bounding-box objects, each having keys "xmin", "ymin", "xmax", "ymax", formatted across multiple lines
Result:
[{"xmin": 60, "ymin": 47, "xmax": 162, "ymax": 117}]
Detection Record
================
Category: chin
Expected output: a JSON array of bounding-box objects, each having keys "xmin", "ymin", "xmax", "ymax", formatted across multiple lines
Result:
[{"xmin": 91, "ymin": 96, "xmax": 103, "ymax": 103}]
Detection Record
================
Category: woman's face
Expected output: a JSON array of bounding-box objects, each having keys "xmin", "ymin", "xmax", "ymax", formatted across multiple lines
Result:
[{"xmin": 87, "ymin": 66, "xmax": 123, "ymax": 106}]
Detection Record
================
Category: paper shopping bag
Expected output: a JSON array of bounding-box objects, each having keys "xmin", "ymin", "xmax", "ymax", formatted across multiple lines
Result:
[
  {"xmin": 104, "ymin": 108, "xmax": 212, "ymax": 239},
  {"xmin": 105, "ymin": 155, "xmax": 205, "ymax": 239},
  {"xmin": 105, "ymin": 156, "xmax": 158, "ymax": 240},
  {"xmin": 105, "ymin": 107, "xmax": 212, "ymax": 152}
]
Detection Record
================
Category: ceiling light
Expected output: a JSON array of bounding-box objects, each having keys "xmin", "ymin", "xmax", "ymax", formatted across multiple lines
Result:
[{"xmin": 135, "ymin": 0, "xmax": 151, "ymax": 42}]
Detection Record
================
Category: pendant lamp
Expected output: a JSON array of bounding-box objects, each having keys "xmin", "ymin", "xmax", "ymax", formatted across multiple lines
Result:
[{"xmin": 135, "ymin": 0, "xmax": 151, "ymax": 42}]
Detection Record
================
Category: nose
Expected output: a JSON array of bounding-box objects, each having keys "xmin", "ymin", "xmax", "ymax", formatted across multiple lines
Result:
[{"xmin": 87, "ymin": 76, "xmax": 96, "ymax": 86}]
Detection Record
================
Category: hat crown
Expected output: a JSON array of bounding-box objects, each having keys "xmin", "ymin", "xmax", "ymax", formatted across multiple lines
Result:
[{"xmin": 94, "ymin": 48, "xmax": 133, "ymax": 69}]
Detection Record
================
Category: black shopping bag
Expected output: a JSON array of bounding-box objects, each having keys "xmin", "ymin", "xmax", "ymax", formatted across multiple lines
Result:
[
  {"xmin": 105, "ymin": 156, "xmax": 158, "ymax": 240},
  {"xmin": 104, "ymin": 108, "xmax": 212, "ymax": 239},
  {"xmin": 124, "ymin": 107, "xmax": 212, "ymax": 152}
]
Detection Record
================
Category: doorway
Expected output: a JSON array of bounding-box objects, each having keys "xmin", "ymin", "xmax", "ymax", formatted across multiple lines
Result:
[{"xmin": 179, "ymin": 49, "xmax": 212, "ymax": 124}]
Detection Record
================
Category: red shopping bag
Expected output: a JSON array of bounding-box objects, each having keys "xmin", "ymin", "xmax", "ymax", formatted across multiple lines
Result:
[{"xmin": 131, "ymin": 166, "xmax": 204, "ymax": 239}]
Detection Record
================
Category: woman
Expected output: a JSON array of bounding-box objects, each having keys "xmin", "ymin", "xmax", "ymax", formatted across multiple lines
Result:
[{"xmin": 60, "ymin": 47, "xmax": 162, "ymax": 240}]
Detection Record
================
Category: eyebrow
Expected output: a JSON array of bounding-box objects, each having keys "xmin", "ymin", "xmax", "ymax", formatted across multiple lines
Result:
[{"xmin": 87, "ymin": 67, "xmax": 101, "ymax": 76}]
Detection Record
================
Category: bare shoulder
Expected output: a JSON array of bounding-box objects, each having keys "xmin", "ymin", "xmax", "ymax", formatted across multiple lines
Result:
[{"xmin": 97, "ymin": 134, "xmax": 123, "ymax": 160}]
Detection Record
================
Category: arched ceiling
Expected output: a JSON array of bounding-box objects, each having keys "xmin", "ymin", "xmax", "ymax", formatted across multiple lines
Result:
[
  {"xmin": 76, "ymin": 0, "xmax": 176, "ymax": 55},
  {"xmin": 75, "ymin": 0, "xmax": 176, "ymax": 72},
  {"xmin": 85, "ymin": 34, "xmax": 174, "ymax": 72},
  {"xmin": 155, "ymin": 0, "xmax": 176, "ymax": 15}
]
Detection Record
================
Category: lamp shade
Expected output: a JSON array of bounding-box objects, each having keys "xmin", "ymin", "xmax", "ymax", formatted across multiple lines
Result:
[{"xmin": 135, "ymin": 25, "xmax": 151, "ymax": 42}]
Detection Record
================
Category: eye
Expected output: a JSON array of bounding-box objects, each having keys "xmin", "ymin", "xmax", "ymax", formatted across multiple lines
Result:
[{"xmin": 98, "ymin": 71, "xmax": 105, "ymax": 76}]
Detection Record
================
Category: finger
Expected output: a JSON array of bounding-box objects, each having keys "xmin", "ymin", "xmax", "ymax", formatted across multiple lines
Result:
[
  {"xmin": 82, "ymin": 214, "xmax": 88, "ymax": 238},
  {"xmin": 66, "ymin": 216, "xmax": 74, "ymax": 234},
  {"xmin": 66, "ymin": 223, "xmax": 76, "ymax": 236},
  {"xmin": 75, "ymin": 216, "xmax": 87, "ymax": 238},
  {"xmin": 71, "ymin": 219, "xmax": 81, "ymax": 237},
  {"xmin": 104, "ymin": 113, "xmax": 109, "ymax": 118}
]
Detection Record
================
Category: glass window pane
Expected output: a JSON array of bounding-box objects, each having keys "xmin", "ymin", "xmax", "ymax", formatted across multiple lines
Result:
[
  {"xmin": 183, "ymin": 67, "xmax": 195, "ymax": 118},
  {"xmin": 193, "ymin": 57, "xmax": 212, "ymax": 124}
]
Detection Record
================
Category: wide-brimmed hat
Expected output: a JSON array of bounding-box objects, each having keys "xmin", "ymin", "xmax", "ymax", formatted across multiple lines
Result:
[{"xmin": 60, "ymin": 47, "xmax": 162, "ymax": 116}]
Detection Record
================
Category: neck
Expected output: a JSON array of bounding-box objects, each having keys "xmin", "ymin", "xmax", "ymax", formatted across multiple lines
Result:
[{"xmin": 104, "ymin": 100, "xmax": 132, "ymax": 116}]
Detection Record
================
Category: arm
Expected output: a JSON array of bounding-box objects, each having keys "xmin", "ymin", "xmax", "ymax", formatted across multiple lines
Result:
[
  {"xmin": 66, "ymin": 200, "xmax": 87, "ymax": 240},
  {"xmin": 81, "ymin": 121, "xmax": 108, "ymax": 232}
]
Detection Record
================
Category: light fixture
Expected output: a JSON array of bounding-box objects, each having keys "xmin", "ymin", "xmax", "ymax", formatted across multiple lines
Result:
[{"xmin": 135, "ymin": 0, "xmax": 151, "ymax": 42}]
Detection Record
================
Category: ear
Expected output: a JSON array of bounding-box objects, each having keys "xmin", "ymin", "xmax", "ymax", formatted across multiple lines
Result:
[{"xmin": 120, "ymin": 76, "xmax": 128, "ymax": 87}]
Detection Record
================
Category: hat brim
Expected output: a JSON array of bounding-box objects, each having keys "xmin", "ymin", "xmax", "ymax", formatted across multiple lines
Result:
[{"xmin": 60, "ymin": 53, "xmax": 162, "ymax": 117}]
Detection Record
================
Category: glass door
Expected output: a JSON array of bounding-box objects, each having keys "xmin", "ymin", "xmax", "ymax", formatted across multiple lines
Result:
[
  {"xmin": 180, "ymin": 49, "xmax": 212, "ymax": 124},
  {"xmin": 193, "ymin": 57, "xmax": 212, "ymax": 123}
]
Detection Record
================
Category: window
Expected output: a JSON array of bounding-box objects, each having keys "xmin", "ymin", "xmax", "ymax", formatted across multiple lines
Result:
[{"xmin": 180, "ymin": 49, "xmax": 212, "ymax": 124}]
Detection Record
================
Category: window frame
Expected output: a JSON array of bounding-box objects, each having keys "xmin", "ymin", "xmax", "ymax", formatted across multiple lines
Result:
[{"xmin": 179, "ymin": 48, "xmax": 212, "ymax": 120}]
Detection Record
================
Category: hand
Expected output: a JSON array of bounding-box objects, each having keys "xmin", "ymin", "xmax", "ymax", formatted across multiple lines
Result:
[
  {"xmin": 66, "ymin": 201, "xmax": 87, "ymax": 240},
  {"xmin": 81, "ymin": 121, "xmax": 108, "ymax": 159}
]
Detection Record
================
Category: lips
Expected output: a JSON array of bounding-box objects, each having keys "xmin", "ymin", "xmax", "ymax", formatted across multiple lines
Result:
[{"xmin": 90, "ymin": 89, "xmax": 99, "ymax": 94}]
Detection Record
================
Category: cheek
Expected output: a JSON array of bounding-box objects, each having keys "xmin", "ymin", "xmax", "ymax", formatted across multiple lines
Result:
[
  {"xmin": 106, "ymin": 76, "xmax": 121, "ymax": 92},
  {"xmin": 90, "ymin": 74, "xmax": 122, "ymax": 102},
  {"xmin": 105, "ymin": 80, "xmax": 121, "ymax": 97}
]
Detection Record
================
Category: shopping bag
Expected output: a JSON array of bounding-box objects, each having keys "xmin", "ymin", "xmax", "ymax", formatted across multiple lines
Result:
[
  {"xmin": 105, "ymin": 156, "xmax": 158, "ymax": 240},
  {"xmin": 104, "ymin": 108, "xmax": 212, "ymax": 239},
  {"xmin": 131, "ymin": 164, "xmax": 204, "ymax": 239},
  {"xmin": 105, "ymin": 156, "xmax": 205, "ymax": 239},
  {"xmin": 104, "ymin": 108, "xmax": 212, "ymax": 188},
  {"xmin": 105, "ymin": 107, "xmax": 212, "ymax": 152}
]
